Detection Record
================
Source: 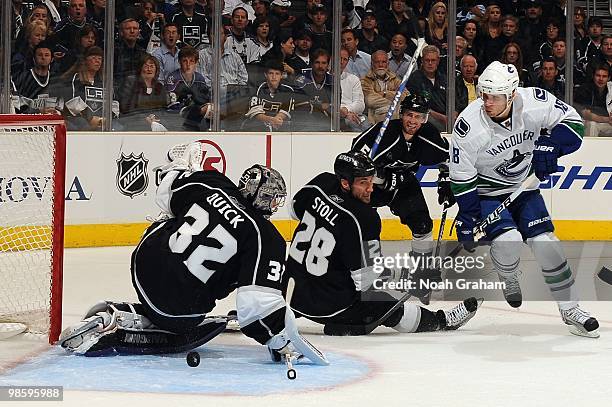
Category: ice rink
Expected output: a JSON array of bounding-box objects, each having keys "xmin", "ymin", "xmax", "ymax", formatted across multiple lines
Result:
[{"xmin": 1, "ymin": 244, "xmax": 611, "ymax": 407}]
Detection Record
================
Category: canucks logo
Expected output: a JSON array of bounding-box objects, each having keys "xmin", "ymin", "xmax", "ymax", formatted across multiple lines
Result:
[
  {"xmin": 494, "ymin": 149, "xmax": 532, "ymax": 180},
  {"xmin": 116, "ymin": 152, "xmax": 149, "ymax": 198}
]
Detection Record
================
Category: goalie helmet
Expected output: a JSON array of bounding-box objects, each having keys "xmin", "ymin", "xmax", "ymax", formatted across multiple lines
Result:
[
  {"xmin": 334, "ymin": 151, "xmax": 376, "ymax": 184},
  {"xmin": 477, "ymin": 61, "xmax": 519, "ymax": 105},
  {"xmin": 238, "ymin": 165, "xmax": 287, "ymax": 218},
  {"xmin": 400, "ymin": 92, "xmax": 431, "ymax": 115}
]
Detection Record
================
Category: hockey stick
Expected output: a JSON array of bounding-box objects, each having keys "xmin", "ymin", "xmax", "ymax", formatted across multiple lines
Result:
[
  {"xmin": 323, "ymin": 291, "xmax": 412, "ymax": 336},
  {"xmin": 284, "ymin": 278, "xmax": 298, "ymax": 380},
  {"xmin": 473, "ymin": 174, "xmax": 540, "ymax": 240},
  {"xmin": 370, "ymin": 37, "xmax": 427, "ymax": 159},
  {"xmin": 434, "ymin": 203, "xmax": 450, "ymax": 258}
]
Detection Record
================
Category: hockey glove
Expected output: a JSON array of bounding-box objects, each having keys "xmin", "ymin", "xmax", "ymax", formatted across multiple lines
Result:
[
  {"xmin": 381, "ymin": 169, "xmax": 418, "ymax": 192},
  {"xmin": 532, "ymin": 137, "xmax": 560, "ymax": 181},
  {"xmin": 455, "ymin": 214, "xmax": 479, "ymax": 252},
  {"xmin": 437, "ymin": 164, "xmax": 456, "ymax": 207}
]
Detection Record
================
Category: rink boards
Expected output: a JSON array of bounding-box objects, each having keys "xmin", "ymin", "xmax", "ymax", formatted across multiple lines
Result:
[{"xmin": 8, "ymin": 132, "xmax": 608, "ymax": 247}]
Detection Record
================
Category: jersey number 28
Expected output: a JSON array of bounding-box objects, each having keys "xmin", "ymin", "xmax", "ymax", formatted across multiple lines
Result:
[{"xmin": 288, "ymin": 211, "xmax": 336, "ymax": 276}]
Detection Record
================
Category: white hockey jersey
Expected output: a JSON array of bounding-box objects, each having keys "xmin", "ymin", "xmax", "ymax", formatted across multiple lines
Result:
[{"xmin": 450, "ymin": 87, "xmax": 584, "ymax": 197}]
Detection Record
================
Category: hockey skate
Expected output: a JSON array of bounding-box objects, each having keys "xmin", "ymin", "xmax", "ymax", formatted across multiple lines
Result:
[
  {"xmin": 560, "ymin": 305, "xmax": 600, "ymax": 338},
  {"xmin": 58, "ymin": 311, "xmax": 116, "ymax": 354},
  {"xmin": 498, "ymin": 272, "xmax": 522, "ymax": 308},
  {"xmin": 438, "ymin": 297, "xmax": 482, "ymax": 330}
]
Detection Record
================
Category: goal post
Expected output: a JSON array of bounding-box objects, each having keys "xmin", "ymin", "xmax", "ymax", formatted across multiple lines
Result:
[{"xmin": 0, "ymin": 114, "xmax": 66, "ymax": 344}]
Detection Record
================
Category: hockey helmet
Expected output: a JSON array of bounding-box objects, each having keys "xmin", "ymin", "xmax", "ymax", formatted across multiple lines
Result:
[
  {"xmin": 238, "ymin": 164, "xmax": 287, "ymax": 218},
  {"xmin": 400, "ymin": 91, "xmax": 431, "ymax": 115},
  {"xmin": 334, "ymin": 151, "xmax": 376, "ymax": 184},
  {"xmin": 477, "ymin": 61, "xmax": 519, "ymax": 106}
]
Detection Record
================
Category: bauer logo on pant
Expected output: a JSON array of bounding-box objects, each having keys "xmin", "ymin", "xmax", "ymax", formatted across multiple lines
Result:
[{"xmin": 116, "ymin": 152, "xmax": 149, "ymax": 198}]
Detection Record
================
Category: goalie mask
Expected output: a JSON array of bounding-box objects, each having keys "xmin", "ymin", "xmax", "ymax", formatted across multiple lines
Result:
[{"xmin": 238, "ymin": 165, "xmax": 287, "ymax": 218}]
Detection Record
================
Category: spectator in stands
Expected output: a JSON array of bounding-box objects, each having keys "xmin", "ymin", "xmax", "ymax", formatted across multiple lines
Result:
[
  {"xmin": 339, "ymin": 46, "xmax": 368, "ymax": 131},
  {"xmin": 287, "ymin": 29, "xmax": 313, "ymax": 74},
  {"xmin": 269, "ymin": 0, "xmax": 296, "ymax": 36},
  {"xmin": 478, "ymin": 2, "xmax": 504, "ymax": 68},
  {"xmin": 11, "ymin": 0, "xmax": 30, "ymax": 43},
  {"xmin": 518, "ymin": 0, "xmax": 545, "ymax": 64},
  {"xmin": 197, "ymin": 28, "xmax": 248, "ymax": 129},
  {"xmin": 407, "ymin": 45, "xmax": 447, "ymax": 131},
  {"xmin": 59, "ymin": 46, "xmax": 107, "ymax": 131},
  {"xmin": 86, "ymin": 0, "xmax": 105, "ymax": 28},
  {"xmin": 387, "ymin": 33, "xmax": 413, "ymax": 79},
  {"xmin": 165, "ymin": 46, "xmax": 212, "ymax": 131},
  {"xmin": 306, "ymin": 3, "xmax": 332, "ymax": 54},
  {"xmin": 152, "ymin": 23, "xmax": 181, "ymax": 82},
  {"xmin": 425, "ymin": 2, "xmax": 448, "ymax": 57},
  {"xmin": 342, "ymin": 0, "xmax": 361, "ymax": 29},
  {"xmin": 245, "ymin": 16, "xmax": 274, "ymax": 64},
  {"xmin": 52, "ymin": 23, "xmax": 97, "ymax": 75},
  {"xmin": 226, "ymin": 7, "xmax": 250, "ymax": 64},
  {"xmin": 454, "ymin": 36, "xmax": 468, "ymax": 74},
  {"xmin": 293, "ymin": 48, "xmax": 333, "ymax": 131},
  {"xmin": 11, "ymin": 20, "xmax": 47, "ymax": 75},
  {"xmin": 500, "ymin": 42, "xmax": 531, "ymax": 87},
  {"xmin": 244, "ymin": 58, "xmax": 295, "ymax": 131},
  {"xmin": 361, "ymin": 49, "xmax": 405, "ymax": 123},
  {"xmin": 341, "ymin": 28, "xmax": 371, "ymax": 80},
  {"xmin": 409, "ymin": 0, "xmax": 434, "ymax": 19},
  {"xmin": 171, "ymin": 0, "xmax": 210, "ymax": 49},
  {"xmin": 500, "ymin": 14, "xmax": 523, "ymax": 48},
  {"xmin": 573, "ymin": 65, "xmax": 612, "ymax": 137},
  {"xmin": 43, "ymin": 0, "xmax": 65, "ymax": 26},
  {"xmin": 534, "ymin": 57, "xmax": 564, "ymax": 100},
  {"xmin": 377, "ymin": 0, "xmax": 418, "ymax": 42},
  {"xmin": 355, "ymin": 9, "xmax": 389, "ymax": 54},
  {"xmin": 24, "ymin": 4, "xmax": 55, "ymax": 34},
  {"xmin": 538, "ymin": 18, "xmax": 562, "ymax": 61},
  {"xmin": 12, "ymin": 41, "xmax": 61, "ymax": 114},
  {"xmin": 455, "ymin": 54, "xmax": 478, "ymax": 114},
  {"xmin": 585, "ymin": 35, "xmax": 612, "ymax": 81},
  {"xmin": 138, "ymin": 0, "xmax": 166, "ymax": 52},
  {"xmin": 53, "ymin": 0, "xmax": 99, "ymax": 51},
  {"xmin": 456, "ymin": 0, "xmax": 485, "ymax": 25},
  {"xmin": 293, "ymin": 0, "xmax": 320, "ymax": 29},
  {"xmin": 533, "ymin": 38, "xmax": 567, "ymax": 84},
  {"xmin": 253, "ymin": 0, "xmax": 271, "ymax": 19},
  {"xmin": 119, "ymin": 55, "xmax": 171, "ymax": 131},
  {"xmin": 223, "ymin": 0, "xmax": 256, "ymax": 21},
  {"xmin": 576, "ymin": 17, "xmax": 604, "ymax": 80},
  {"xmin": 262, "ymin": 31, "xmax": 296, "ymax": 80},
  {"xmin": 573, "ymin": 6, "xmax": 587, "ymax": 43},
  {"xmin": 462, "ymin": 19, "xmax": 480, "ymax": 57},
  {"xmin": 114, "ymin": 18, "xmax": 148, "ymax": 86}
]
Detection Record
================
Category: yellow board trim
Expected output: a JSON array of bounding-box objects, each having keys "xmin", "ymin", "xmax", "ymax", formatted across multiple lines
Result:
[{"xmin": 60, "ymin": 219, "xmax": 612, "ymax": 248}]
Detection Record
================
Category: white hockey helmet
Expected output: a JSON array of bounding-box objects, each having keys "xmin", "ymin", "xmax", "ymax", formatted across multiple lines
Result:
[{"xmin": 477, "ymin": 61, "xmax": 520, "ymax": 107}]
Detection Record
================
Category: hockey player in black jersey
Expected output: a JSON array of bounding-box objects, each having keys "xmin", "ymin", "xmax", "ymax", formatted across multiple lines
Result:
[
  {"xmin": 351, "ymin": 92, "xmax": 455, "ymax": 303},
  {"xmin": 59, "ymin": 142, "xmax": 327, "ymax": 366},
  {"xmin": 284, "ymin": 150, "xmax": 479, "ymax": 335}
]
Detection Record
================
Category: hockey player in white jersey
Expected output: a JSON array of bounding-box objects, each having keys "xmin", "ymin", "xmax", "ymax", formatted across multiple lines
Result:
[{"xmin": 450, "ymin": 61, "xmax": 600, "ymax": 338}]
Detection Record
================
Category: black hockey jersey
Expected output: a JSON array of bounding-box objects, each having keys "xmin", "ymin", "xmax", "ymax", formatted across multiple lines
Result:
[
  {"xmin": 352, "ymin": 120, "xmax": 450, "ymax": 174},
  {"xmin": 171, "ymin": 11, "xmax": 210, "ymax": 49},
  {"xmin": 285, "ymin": 172, "xmax": 381, "ymax": 317},
  {"xmin": 132, "ymin": 170, "xmax": 287, "ymax": 344}
]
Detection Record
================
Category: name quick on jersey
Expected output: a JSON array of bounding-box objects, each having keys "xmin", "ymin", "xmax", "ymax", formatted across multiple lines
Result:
[
  {"xmin": 486, "ymin": 130, "xmax": 535, "ymax": 157},
  {"xmin": 205, "ymin": 192, "xmax": 245, "ymax": 228},
  {"xmin": 312, "ymin": 197, "xmax": 338, "ymax": 226}
]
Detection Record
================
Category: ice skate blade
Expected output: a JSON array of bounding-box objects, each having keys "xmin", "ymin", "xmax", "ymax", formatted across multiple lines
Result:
[{"xmin": 568, "ymin": 325, "xmax": 600, "ymax": 339}]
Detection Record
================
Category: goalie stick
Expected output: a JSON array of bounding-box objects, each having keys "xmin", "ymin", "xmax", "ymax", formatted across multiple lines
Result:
[{"xmin": 370, "ymin": 37, "xmax": 427, "ymax": 159}]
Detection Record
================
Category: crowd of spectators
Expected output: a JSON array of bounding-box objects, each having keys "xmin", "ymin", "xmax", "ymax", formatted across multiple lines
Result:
[{"xmin": 7, "ymin": 0, "xmax": 612, "ymax": 135}]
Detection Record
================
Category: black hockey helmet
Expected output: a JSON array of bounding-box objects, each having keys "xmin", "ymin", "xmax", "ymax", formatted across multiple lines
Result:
[
  {"xmin": 400, "ymin": 91, "xmax": 431, "ymax": 115},
  {"xmin": 334, "ymin": 151, "xmax": 376, "ymax": 184}
]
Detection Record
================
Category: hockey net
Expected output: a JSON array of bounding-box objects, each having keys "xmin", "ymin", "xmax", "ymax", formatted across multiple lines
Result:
[{"xmin": 0, "ymin": 115, "xmax": 66, "ymax": 344}]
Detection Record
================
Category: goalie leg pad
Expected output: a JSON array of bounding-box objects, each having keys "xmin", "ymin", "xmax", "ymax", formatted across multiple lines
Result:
[
  {"xmin": 60, "ymin": 301, "xmax": 227, "ymax": 356},
  {"xmin": 391, "ymin": 303, "xmax": 422, "ymax": 333}
]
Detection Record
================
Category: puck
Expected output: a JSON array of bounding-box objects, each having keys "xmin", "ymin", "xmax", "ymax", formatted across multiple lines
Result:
[{"xmin": 186, "ymin": 351, "xmax": 200, "ymax": 367}]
